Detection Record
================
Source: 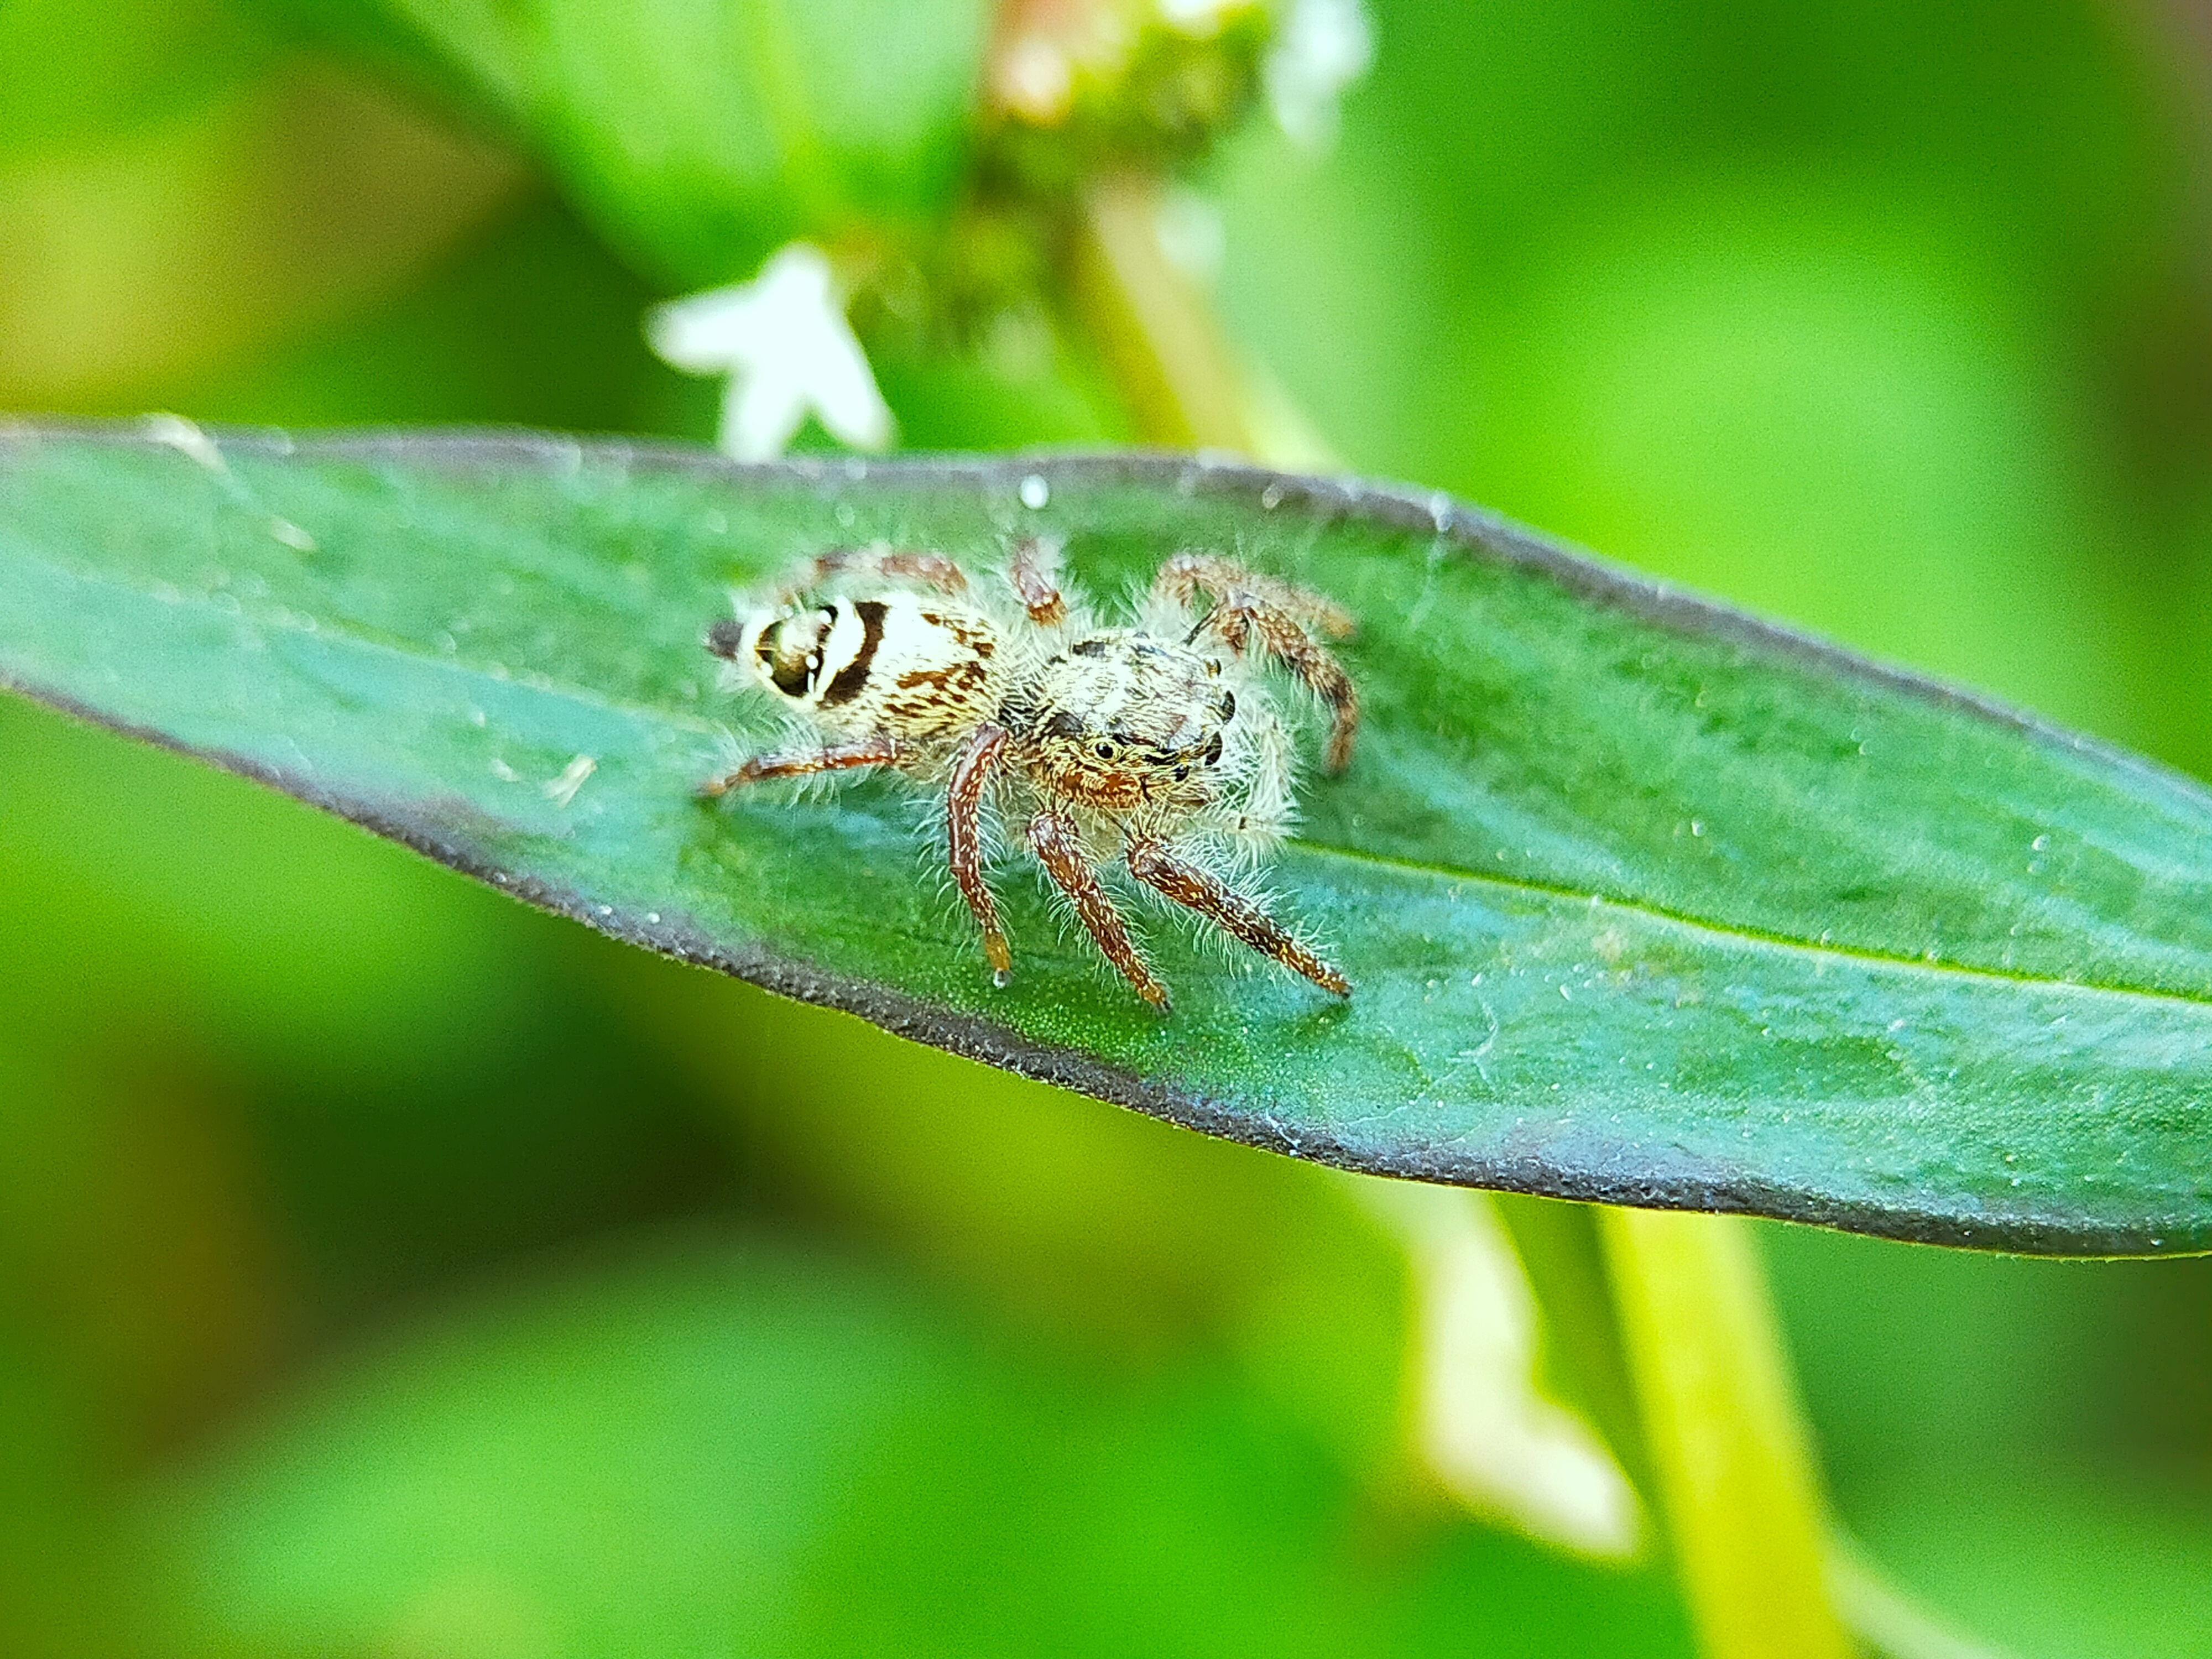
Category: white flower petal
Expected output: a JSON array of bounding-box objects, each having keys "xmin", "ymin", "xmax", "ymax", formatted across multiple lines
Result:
[
  {"xmin": 722, "ymin": 373, "xmax": 809, "ymax": 464},
  {"xmin": 646, "ymin": 242, "xmax": 893, "ymax": 460},
  {"xmin": 802, "ymin": 335, "xmax": 898, "ymax": 450},
  {"xmin": 1266, "ymin": 0, "xmax": 1374, "ymax": 152}
]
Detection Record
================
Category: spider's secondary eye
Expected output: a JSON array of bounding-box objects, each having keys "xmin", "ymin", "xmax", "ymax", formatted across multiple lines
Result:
[
  {"xmin": 1202, "ymin": 733, "xmax": 1224, "ymax": 766},
  {"xmin": 1094, "ymin": 742, "xmax": 1116, "ymax": 760},
  {"xmin": 1218, "ymin": 691, "xmax": 1236, "ymax": 721}
]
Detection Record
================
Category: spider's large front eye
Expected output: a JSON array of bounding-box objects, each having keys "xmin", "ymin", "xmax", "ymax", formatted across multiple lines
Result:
[
  {"xmin": 1217, "ymin": 691, "xmax": 1236, "ymax": 721},
  {"xmin": 1202, "ymin": 733, "xmax": 1224, "ymax": 767}
]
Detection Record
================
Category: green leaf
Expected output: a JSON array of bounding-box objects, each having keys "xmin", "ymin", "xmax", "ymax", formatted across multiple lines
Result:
[
  {"xmin": 375, "ymin": 0, "xmax": 994, "ymax": 284},
  {"xmin": 143, "ymin": 1236, "xmax": 1694, "ymax": 1654},
  {"xmin": 3, "ymin": 422, "xmax": 2209, "ymax": 1256}
]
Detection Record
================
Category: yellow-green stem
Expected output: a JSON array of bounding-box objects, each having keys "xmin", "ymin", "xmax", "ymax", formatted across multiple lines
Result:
[{"xmin": 1603, "ymin": 1209, "xmax": 1849, "ymax": 1659}]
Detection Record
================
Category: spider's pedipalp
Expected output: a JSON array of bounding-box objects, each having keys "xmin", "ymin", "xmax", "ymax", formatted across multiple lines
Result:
[
  {"xmin": 1027, "ymin": 810, "xmax": 1169, "ymax": 1010},
  {"xmin": 947, "ymin": 722, "xmax": 1013, "ymax": 983},
  {"xmin": 1125, "ymin": 836, "xmax": 1350, "ymax": 996}
]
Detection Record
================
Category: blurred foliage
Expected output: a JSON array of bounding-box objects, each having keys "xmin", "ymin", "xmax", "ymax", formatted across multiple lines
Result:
[
  {"xmin": 143, "ymin": 1235, "xmax": 1693, "ymax": 1657},
  {"xmin": 2, "ymin": 0, "xmax": 2210, "ymax": 1653}
]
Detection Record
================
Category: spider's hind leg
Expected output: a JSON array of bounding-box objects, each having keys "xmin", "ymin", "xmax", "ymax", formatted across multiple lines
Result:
[
  {"xmin": 1125, "ymin": 835, "xmax": 1349, "ymax": 996},
  {"xmin": 697, "ymin": 732, "xmax": 902, "ymax": 797},
  {"xmin": 757, "ymin": 545, "xmax": 972, "ymax": 607}
]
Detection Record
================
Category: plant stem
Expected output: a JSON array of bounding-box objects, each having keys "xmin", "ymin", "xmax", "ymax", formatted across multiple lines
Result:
[
  {"xmin": 1070, "ymin": 174, "xmax": 1257, "ymax": 450},
  {"xmin": 1070, "ymin": 173, "xmax": 1333, "ymax": 464},
  {"xmin": 1603, "ymin": 1209, "xmax": 1849, "ymax": 1659}
]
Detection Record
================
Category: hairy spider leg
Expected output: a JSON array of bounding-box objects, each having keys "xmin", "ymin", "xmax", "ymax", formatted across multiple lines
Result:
[
  {"xmin": 1125, "ymin": 837, "xmax": 1350, "ymax": 995},
  {"xmin": 1005, "ymin": 535, "xmax": 1067, "ymax": 624},
  {"xmin": 1214, "ymin": 601, "xmax": 1358, "ymax": 772},
  {"xmin": 697, "ymin": 732, "xmax": 902, "ymax": 797},
  {"xmin": 946, "ymin": 723, "xmax": 1013, "ymax": 983},
  {"xmin": 1153, "ymin": 554, "xmax": 1360, "ymax": 772},
  {"xmin": 1026, "ymin": 811, "xmax": 1170, "ymax": 1010},
  {"xmin": 765, "ymin": 545, "xmax": 972, "ymax": 605},
  {"xmin": 1153, "ymin": 552, "xmax": 1356, "ymax": 639}
]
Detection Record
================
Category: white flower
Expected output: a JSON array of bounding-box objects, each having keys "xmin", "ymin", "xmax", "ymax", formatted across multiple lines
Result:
[
  {"xmin": 1159, "ymin": 0, "xmax": 1245, "ymax": 35},
  {"xmin": 646, "ymin": 243, "xmax": 895, "ymax": 462},
  {"xmin": 1265, "ymin": 0, "xmax": 1374, "ymax": 152}
]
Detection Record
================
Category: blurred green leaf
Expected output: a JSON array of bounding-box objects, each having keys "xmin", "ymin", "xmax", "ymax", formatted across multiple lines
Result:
[
  {"xmin": 145, "ymin": 1234, "xmax": 1693, "ymax": 1655},
  {"xmin": 369, "ymin": 0, "xmax": 994, "ymax": 284},
  {"xmin": 4, "ymin": 426, "xmax": 2212, "ymax": 1254},
  {"xmin": 0, "ymin": 0, "xmax": 278, "ymax": 162}
]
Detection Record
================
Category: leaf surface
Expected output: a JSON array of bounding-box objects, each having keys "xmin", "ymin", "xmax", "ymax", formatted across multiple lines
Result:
[{"xmin": 3, "ymin": 422, "xmax": 2209, "ymax": 1254}]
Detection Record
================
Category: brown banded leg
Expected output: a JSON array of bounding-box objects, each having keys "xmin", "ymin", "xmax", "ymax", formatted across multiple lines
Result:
[
  {"xmin": 1197, "ymin": 596, "xmax": 1359, "ymax": 773},
  {"xmin": 696, "ymin": 732, "xmax": 901, "ymax": 797},
  {"xmin": 1006, "ymin": 535, "xmax": 1066, "ymax": 624},
  {"xmin": 1156, "ymin": 554, "xmax": 1360, "ymax": 772},
  {"xmin": 1152, "ymin": 552, "xmax": 1356, "ymax": 639},
  {"xmin": 1126, "ymin": 837, "xmax": 1350, "ymax": 996},
  {"xmin": 766, "ymin": 545, "xmax": 970, "ymax": 604},
  {"xmin": 1026, "ymin": 811, "xmax": 1170, "ymax": 1010},
  {"xmin": 947, "ymin": 723, "xmax": 1013, "ymax": 985}
]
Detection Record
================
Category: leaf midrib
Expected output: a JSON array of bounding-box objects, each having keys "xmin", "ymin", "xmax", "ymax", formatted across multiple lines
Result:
[{"xmin": 20, "ymin": 538, "xmax": 2212, "ymax": 1019}]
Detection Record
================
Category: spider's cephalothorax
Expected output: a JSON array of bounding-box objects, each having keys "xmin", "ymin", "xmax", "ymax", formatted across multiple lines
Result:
[{"xmin": 701, "ymin": 540, "xmax": 1358, "ymax": 1010}]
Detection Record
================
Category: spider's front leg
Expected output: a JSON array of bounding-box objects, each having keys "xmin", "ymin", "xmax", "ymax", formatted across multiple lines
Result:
[
  {"xmin": 1026, "ymin": 811, "xmax": 1170, "ymax": 1010},
  {"xmin": 696, "ymin": 733, "xmax": 901, "ymax": 797},
  {"xmin": 1155, "ymin": 554, "xmax": 1360, "ymax": 773},
  {"xmin": 1153, "ymin": 552, "xmax": 1355, "ymax": 638},
  {"xmin": 1126, "ymin": 836, "xmax": 1350, "ymax": 996},
  {"xmin": 947, "ymin": 723, "xmax": 1013, "ymax": 984}
]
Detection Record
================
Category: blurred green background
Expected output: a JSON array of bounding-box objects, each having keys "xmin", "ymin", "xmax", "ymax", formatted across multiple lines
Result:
[{"xmin": 4, "ymin": 1, "xmax": 2211, "ymax": 1653}]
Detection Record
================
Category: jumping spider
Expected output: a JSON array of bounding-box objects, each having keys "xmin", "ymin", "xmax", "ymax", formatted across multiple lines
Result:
[{"xmin": 699, "ymin": 538, "xmax": 1358, "ymax": 1011}]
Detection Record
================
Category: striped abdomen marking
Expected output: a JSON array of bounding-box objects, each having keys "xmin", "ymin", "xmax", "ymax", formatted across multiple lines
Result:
[{"xmin": 818, "ymin": 599, "xmax": 888, "ymax": 706}]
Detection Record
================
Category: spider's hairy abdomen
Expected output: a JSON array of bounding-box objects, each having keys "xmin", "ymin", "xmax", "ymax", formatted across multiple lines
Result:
[
  {"xmin": 869, "ymin": 599, "xmax": 1002, "ymax": 743},
  {"xmin": 715, "ymin": 587, "xmax": 1008, "ymax": 752}
]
